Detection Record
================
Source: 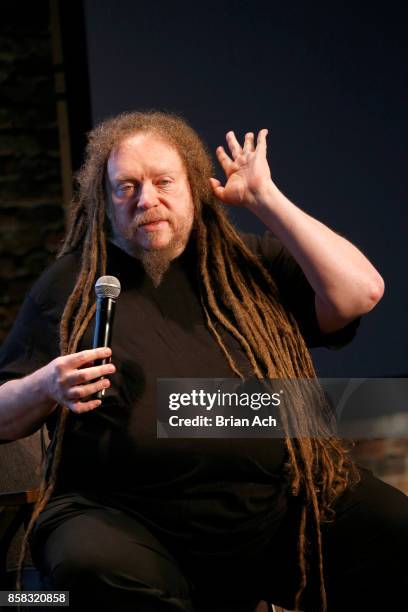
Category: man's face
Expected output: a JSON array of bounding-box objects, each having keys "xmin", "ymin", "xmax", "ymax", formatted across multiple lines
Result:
[{"xmin": 106, "ymin": 132, "xmax": 195, "ymax": 259}]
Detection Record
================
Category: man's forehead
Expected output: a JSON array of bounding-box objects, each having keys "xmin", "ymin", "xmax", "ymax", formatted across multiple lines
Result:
[{"xmin": 107, "ymin": 133, "xmax": 184, "ymax": 172}]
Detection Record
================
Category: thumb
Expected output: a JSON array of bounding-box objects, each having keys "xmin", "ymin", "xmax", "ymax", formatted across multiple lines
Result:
[{"xmin": 209, "ymin": 177, "xmax": 225, "ymax": 199}]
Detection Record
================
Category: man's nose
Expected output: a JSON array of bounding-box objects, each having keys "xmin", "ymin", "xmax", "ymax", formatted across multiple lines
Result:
[{"xmin": 137, "ymin": 181, "xmax": 158, "ymax": 209}]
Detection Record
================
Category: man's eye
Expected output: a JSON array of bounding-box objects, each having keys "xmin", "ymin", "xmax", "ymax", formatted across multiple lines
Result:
[
  {"xmin": 117, "ymin": 185, "xmax": 134, "ymax": 195},
  {"xmin": 158, "ymin": 179, "xmax": 172, "ymax": 186}
]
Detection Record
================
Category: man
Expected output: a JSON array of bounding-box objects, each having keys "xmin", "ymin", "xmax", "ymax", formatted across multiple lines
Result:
[{"xmin": 0, "ymin": 111, "xmax": 406, "ymax": 612}]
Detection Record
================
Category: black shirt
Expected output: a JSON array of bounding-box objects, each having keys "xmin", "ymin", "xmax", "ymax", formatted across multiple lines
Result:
[{"xmin": 0, "ymin": 231, "xmax": 360, "ymax": 553}]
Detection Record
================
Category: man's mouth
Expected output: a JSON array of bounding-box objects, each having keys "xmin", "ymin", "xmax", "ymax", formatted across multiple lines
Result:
[{"xmin": 138, "ymin": 219, "xmax": 168, "ymax": 231}]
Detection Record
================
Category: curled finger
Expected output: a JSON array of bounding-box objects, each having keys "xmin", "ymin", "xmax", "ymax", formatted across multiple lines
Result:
[
  {"xmin": 69, "ymin": 398, "xmax": 102, "ymax": 414},
  {"xmin": 66, "ymin": 377, "xmax": 110, "ymax": 401},
  {"xmin": 65, "ymin": 362, "xmax": 116, "ymax": 387}
]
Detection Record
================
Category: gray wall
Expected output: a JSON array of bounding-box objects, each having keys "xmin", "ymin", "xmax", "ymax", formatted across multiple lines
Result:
[{"xmin": 84, "ymin": 0, "xmax": 407, "ymax": 377}]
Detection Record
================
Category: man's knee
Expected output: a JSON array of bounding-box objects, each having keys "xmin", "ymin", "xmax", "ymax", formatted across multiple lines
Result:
[
  {"xmin": 323, "ymin": 468, "xmax": 408, "ymax": 576},
  {"xmin": 359, "ymin": 472, "xmax": 408, "ymax": 556},
  {"xmin": 49, "ymin": 541, "xmax": 189, "ymax": 594},
  {"xmin": 39, "ymin": 510, "xmax": 193, "ymax": 603},
  {"xmin": 376, "ymin": 488, "xmax": 408, "ymax": 568}
]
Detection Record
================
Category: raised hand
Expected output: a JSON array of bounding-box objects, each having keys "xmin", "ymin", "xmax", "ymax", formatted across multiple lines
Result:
[{"xmin": 209, "ymin": 129, "xmax": 274, "ymax": 209}]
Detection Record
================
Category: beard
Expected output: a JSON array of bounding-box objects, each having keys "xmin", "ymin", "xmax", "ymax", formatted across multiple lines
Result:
[
  {"xmin": 106, "ymin": 208, "xmax": 194, "ymax": 287},
  {"xmin": 137, "ymin": 246, "xmax": 176, "ymax": 287}
]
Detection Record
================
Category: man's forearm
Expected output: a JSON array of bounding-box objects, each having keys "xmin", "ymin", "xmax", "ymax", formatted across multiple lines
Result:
[
  {"xmin": 0, "ymin": 368, "xmax": 57, "ymax": 441},
  {"xmin": 248, "ymin": 181, "xmax": 385, "ymax": 321}
]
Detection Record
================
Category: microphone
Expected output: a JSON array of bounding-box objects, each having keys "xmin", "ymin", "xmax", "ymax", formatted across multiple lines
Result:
[{"xmin": 92, "ymin": 275, "xmax": 121, "ymax": 399}]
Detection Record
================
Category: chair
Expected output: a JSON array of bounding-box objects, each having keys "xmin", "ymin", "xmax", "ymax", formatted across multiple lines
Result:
[
  {"xmin": 0, "ymin": 428, "xmax": 47, "ymax": 591},
  {"xmin": 0, "ymin": 429, "xmax": 294, "ymax": 611}
]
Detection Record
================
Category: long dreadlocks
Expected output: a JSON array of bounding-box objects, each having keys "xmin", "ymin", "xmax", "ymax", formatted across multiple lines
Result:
[{"xmin": 16, "ymin": 110, "xmax": 361, "ymax": 611}]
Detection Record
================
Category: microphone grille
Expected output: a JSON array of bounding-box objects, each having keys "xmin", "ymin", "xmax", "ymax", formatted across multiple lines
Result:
[{"xmin": 95, "ymin": 275, "xmax": 121, "ymax": 299}]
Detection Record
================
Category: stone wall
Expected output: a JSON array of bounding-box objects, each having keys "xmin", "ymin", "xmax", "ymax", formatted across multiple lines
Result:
[{"xmin": 0, "ymin": 5, "xmax": 65, "ymax": 345}]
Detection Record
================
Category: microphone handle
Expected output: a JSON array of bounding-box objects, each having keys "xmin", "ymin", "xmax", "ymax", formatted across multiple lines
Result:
[{"xmin": 92, "ymin": 297, "xmax": 116, "ymax": 399}]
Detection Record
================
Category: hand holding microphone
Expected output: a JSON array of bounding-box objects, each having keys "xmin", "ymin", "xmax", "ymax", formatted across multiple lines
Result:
[
  {"xmin": 39, "ymin": 275, "xmax": 121, "ymax": 414},
  {"xmin": 41, "ymin": 347, "xmax": 115, "ymax": 414}
]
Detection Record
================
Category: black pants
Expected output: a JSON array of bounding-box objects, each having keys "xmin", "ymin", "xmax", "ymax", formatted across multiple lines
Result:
[{"xmin": 28, "ymin": 465, "xmax": 408, "ymax": 612}]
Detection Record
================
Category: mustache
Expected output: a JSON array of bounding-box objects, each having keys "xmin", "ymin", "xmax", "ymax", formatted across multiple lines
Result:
[{"xmin": 134, "ymin": 213, "xmax": 170, "ymax": 227}]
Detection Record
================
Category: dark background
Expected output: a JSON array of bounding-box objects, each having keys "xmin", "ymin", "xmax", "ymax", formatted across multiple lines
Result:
[{"xmin": 82, "ymin": 0, "xmax": 407, "ymax": 378}]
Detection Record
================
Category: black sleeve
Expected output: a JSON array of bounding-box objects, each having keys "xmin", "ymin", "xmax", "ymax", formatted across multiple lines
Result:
[
  {"xmin": 242, "ymin": 230, "xmax": 361, "ymax": 350},
  {"xmin": 0, "ymin": 250, "xmax": 80, "ymax": 385},
  {"xmin": 0, "ymin": 293, "xmax": 60, "ymax": 386},
  {"xmin": 0, "ymin": 253, "xmax": 81, "ymax": 441}
]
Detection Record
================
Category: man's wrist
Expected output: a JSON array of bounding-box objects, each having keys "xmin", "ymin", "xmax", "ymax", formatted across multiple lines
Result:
[
  {"xmin": 24, "ymin": 367, "xmax": 57, "ymax": 415},
  {"xmin": 247, "ymin": 180, "xmax": 282, "ymax": 211},
  {"xmin": 246, "ymin": 181, "xmax": 294, "ymax": 230}
]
